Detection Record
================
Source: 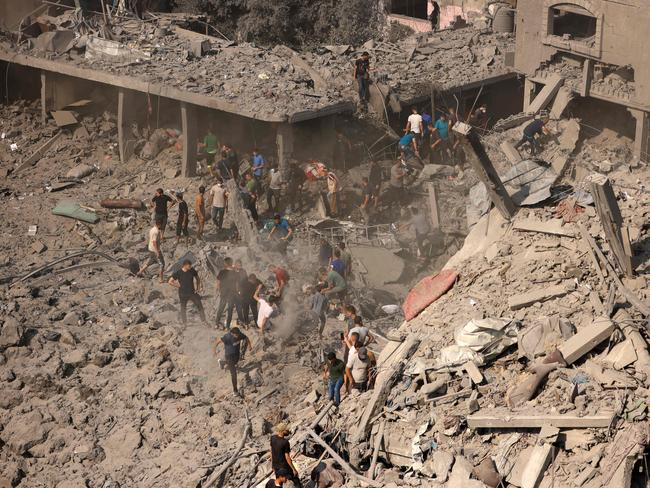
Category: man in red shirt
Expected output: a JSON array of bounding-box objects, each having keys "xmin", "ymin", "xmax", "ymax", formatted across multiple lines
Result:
[{"xmin": 268, "ymin": 265, "xmax": 290, "ymax": 298}]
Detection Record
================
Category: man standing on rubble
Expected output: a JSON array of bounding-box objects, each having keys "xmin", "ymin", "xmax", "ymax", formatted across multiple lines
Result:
[
  {"xmin": 215, "ymin": 257, "xmax": 241, "ymax": 329},
  {"xmin": 138, "ymin": 220, "xmax": 165, "ymax": 283},
  {"xmin": 405, "ymin": 106, "xmax": 424, "ymax": 144},
  {"xmin": 429, "ymin": 1, "xmax": 440, "ymax": 31},
  {"xmin": 323, "ymin": 351, "xmax": 345, "ymax": 406},
  {"xmin": 430, "ymin": 112, "xmax": 451, "ymax": 158},
  {"xmin": 194, "ymin": 186, "xmax": 206, "ymax": 240},
  {"xmin": 209, "ymin": 179, "xmax": 228, "ymax": 231},
  {"xmin": 345, "ymin": 342, "xmax": 375, "ymax": 392},
  {"xmin": 353, "ymin": 52, "xmax": 371, "ymax": 109},
  {"xmin": 267, "ymin": 168, "xmax": 283, "ymax": 214},
  {"xmin": 215, "ymin": 326, "xmax": 251, "ymax": 397},
  {"xmin": 320, "ymin": 267, "xmax": 347, "ymax": 300},
  {"xmin": 241, "ymin": 273, "xmax": 263, "ymax": 326},
  {"xmin": 255, "ymin": 291, "xmax": 279, "ymax": 336},
  {"xmin": 271, "ymin": 424, "xmax": 301, "ymax": 487},
  {"xmin": 252, "ymin": 148, "xmax": 265, "ymax": 180},
  {"xmin": 151, "ymin": 188, "xmax": 175, "ymax": 240},
  {"xmin": 514, "ymin": 115, "xmax": 550, "ymax": 156},
  {"xmin": 168, "ymin": 259, "xmax": 207, "ymax": 325},
  {"xmin": 269, "ymin": 264, "xmax": 290, "ymax": 298},
  {"xmin": 311, "ymin": 283, "xmax": 329, "ymax": 336},
  {"xmin": 175, "ymin": 192, "xmax": 189, "ymax": 245}
]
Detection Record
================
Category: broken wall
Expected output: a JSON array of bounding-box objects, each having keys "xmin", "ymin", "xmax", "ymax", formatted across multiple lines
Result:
[{"xmin": 515, "ymin": 0, "xmax": 650, "ymax": 105}]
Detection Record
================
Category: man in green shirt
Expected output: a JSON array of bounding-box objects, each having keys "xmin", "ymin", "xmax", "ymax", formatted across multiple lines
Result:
[
  {"xmin": 323, "ymin": 352, "xmax": 345, "ymax": 406},
  {"xmin": 198, "ymin": 128, "xmax": 219, "ymax": 173},
  {"xmin": 320, "ymin": 267, "xmax": 346, "ymax": 300}
]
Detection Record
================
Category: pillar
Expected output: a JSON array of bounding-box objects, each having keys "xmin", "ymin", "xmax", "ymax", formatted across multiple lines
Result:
[
  {"xmin": 629, "ymin": 108, "xmax": 649, "ymax": 163},
  {"xmin": 523, "ymin": 79, "xmax": 535, "ymax": 113},
  {"xmin": 40, "ymin": 71, "xmax": 53, "ymax": 123},
  {"xmin": 276, "ymin": 122, "xmax": 294, "ymax": 179},
  {"xmin": 181, "ymin": 102, "xmax": 198, "ymax": 177},
  {"xmin": 580, "ymin": 59, "xmax": 593, "ymax": 97},
  {"xmin": 118, "ymin": 88, "xmax": 137, "ymax": 164}
]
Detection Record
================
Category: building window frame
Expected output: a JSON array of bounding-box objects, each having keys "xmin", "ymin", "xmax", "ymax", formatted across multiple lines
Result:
[{"xmin": 541, "ymin": 1, "xmax": 603, "ymax": 58}]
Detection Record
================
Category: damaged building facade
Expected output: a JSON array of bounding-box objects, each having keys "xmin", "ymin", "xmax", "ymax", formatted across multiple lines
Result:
[{"xmin": 515, "ymin": 0, "xmax": 650, "ymax": 161}]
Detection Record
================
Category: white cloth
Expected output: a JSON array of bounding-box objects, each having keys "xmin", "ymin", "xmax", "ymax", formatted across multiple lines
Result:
[
  {"xmin": 210, "ymin": 184, "xmax": 227, "ymax": 208},
  {"xmin": 408, "ymin": 113, "xmax": 423, "ymax": 134},
  {"xmin": 148, "ymin": 226, "xmax": 160, "ymax": 253},
  {"xmin": 257, "ymin": 299, "xmax": 274, "ymax": 328}
]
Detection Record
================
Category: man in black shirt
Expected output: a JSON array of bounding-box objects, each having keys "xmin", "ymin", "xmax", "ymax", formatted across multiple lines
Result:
[
  {"xmin": 215, "ymin": 326, "xmax": 251, "ymax": 396},
  {"xmin": 175, "ymin": 192, "xmax": 189, "ymax": 245},
  {"xmin": 151, "ymin": 188, "xmax": 175, "ymax": 239},
  {"xmin": 240, "ymin": 273, "xmax": 262, "ymax": 326},
  {"xmin": 353, "ymin": 52, "xmax": 371, "ymax": 107},
  {"xmin": 429, "ymin": 1, "xmax": 440, "ymax": 31},
  {"xmin": 270, "ymin": 423, "xmax": 300, "ymax": 486},
  {"xmin": 215, "ymin": 257, "xmax": 243, "ymax": 328},
  {"xmin": 168, "ymin": 260, "xmax": 206, "ymax": 325}
]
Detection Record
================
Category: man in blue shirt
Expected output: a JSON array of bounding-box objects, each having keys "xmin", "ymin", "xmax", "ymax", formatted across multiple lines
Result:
[
  {"xmin": 399, "ymin": 132, "xmax": 419, "ymax": 159},
  {"xmin": 514, "ymin": 116, "xmax": 549, "ymax": 155},
  {"xmin": 252, "ymin": 149, "xmax": 265, "ymax": 179},
  {"xmin": 430, "ymin": 113, "xmax": 452, "ymax": 160}
]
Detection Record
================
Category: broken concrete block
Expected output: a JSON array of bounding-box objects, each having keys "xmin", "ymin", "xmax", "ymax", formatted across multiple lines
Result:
[
  {"xmin": 473, "ymin": 457, "xmax": 502, "ymax": 487},
  {"xmin": 304, "ymin": 389, "xmax": 321, "ymax": 405},
  {"xmin": 603, "ymin": 339, "xmax": 637, "ymax": 370},
  {"xmin": 1, "ymin": 411, "xmax": 48, "ymax": 454},
  {"xmin": 558, "ymin": 317, "xmax": 615, "ymax": 365},
  {"xmin": 464, "ymin": 361, "xmax": 484, "ymax": 384},
  {"xmin": 63, "ymin": 349, "xmax": 87, "ymax": 366},
  {"xmin": 31, "ymin": 240, "xmax": 47, "ymax": 254},
  {"xmin": 508, "ymin": 281, "xmax": 575, "ymax": 310},
  {"xmin": 190, "ymin": 39, "xmax": 210, "ymax": 57},
  {"xmin": 0, "ymin": 318, "xmax": 24, "ymax": 349},
  {"xmin": 521, "ymin": 442, "xmax": 553, "ymax": 488},
  {"xmin": 426, "ymin": 450, "xmax": 454, "ymax": 482}
]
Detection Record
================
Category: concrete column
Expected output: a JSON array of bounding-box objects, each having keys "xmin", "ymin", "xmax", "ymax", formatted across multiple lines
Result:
[
  {"xmin": 40, "ymin": 71, "xmax": 53, "ymax": 123},
  {"xmin": 276, "ymin": 122, "xmax": 295, "ymax": 179},
  {"xmin": 118, "ymin": 88, "xmax": 137, "ymax": 164},
  {"xmin": 629, "ymin": 108, "xmax": 649, "ymax": 163},
  {"xmin": 523, "ymin": 79, "xmax": 535, "ymax": 113},
  {"xmin": 581, "ymin": 59, "xmax": 593, "ymax": 97},
  {"xmin": 181, "ymin": 102, "xmax": 198, "ymax": 177}
]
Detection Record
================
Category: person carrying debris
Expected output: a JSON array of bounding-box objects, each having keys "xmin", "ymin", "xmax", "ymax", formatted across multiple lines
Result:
[
  {"xmin": 215, "ymin": 326, "xmax": 251, "ymax": 397},
  {"xmin": 209, "ymin": 179, "xmax": 228, "ymax": 231},
  {"xmin": 168, "ymin": 259, "xmax": 207, "ymax": 325},
  {"xmin": 269, "ymin": 264, "xmax": 290, "ymax": 298},
  {"xmin": 175, "ymin": 192, "xmax": 189, "ymax": 245},
  {"xmin": 270, "ymin": 424, "xmax": 301, "ymax": 487},
  {"xmin": 353, "ymin": 52, "xmax": 371, "ymax": 108},
  {"xmin": 323, "ymin": 351, "xmax": 345, "ymax": 406},
  {"xmin": 138, "ymin": 220, "xmax": 165, "ymax": 283},
  {"xmin": 150, "ymin": 188, "xmax": 175, "ymax": 240},
  {"xmin": 320, "ymin": 267, "xmax": 347, "ymax": 300},
  {"xmin": 514, "ymin": 115, "xmax": 550, "ymax": 156},
  {"xmin": 215, "ymin": 257, "xmax": 242, "ymax": 329},
  {"xmin": 268, "ymin": 215, "xmax": 293, "ymax": 255},
  {"xmin": 310, "ymin": 283, "xmax": 329, "ymax": 336},
  {"xmin": 252, "ymin": 148, "xmax": 265, "ymax": 180},
  {"xmin": 194, "ymin": 186, "xmax": 206, "ymax": 240}
]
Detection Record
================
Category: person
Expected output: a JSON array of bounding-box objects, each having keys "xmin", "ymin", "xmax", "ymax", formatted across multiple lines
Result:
[
  {"xmin": 266, "ymin": 470, "xmax": 290, "ymax": 488},
  {"xmin": 209, "ymin": 179, "xmax": 228, "ymax": 230},
  {"xmin": 216, "ymin": 153, "xmax": 234, "ymax": 182},
  {"xmin": 333, "ymin": 130, "xmax": 352, "ymax": 170},
  {"xmin": 267, "ymin": 168, "xmax": 283, "ymax": 213},
  {"xmin": 399, "ymin": 131, "xmax": 418, "ymax": 159},
  {"xmin": 244, "ymin": 172, "xmax": 260, "ymax": 221},
  {"xmin": 168, "ymin": 259, "xmax": 207, "ymax": 325},
  {"xmin": 389, "ymin": 160, "xmax": 405, "ymax": 203},
  {"xmin": 268, "ymin": 214, "xmax": 293, "ymax": 242},
  {"xmin": 241, "ymin": 273, "xmax": 263, "ymax": 326},
  {"xmin": 150, "ymin": 188, "xmax": 175, "ymax": 239},
  {"xmin": 470, "ymin": 104, "xmax": 489, "ymax": 131},
  {"xmin": 345, "ymin": 343, "xmax": 374, "ymax": 392},
  {"xmin": 215, "ymin": 326, "xmax": 251, "ymax": 396},
  {"xmin": 405, "ymin": 106, "xmax": 424, "ymax": 142},
  {"xmin": 514, "ymin": 116, "xmax": 550, "ymax": 155},
  {"xmin": 215, "ymin": 257, "xmax": 241, "ymax": 329},
  {"xmin": 270, "ymin": 424, "xmax": 300, "ymax": 486},
  {"xmin": 405, "ymin": 206, "xmax": 430, "ymax": 258},
  {"xmin": 430, "ymin": 112, "xmax": 451, "ymax": 157},
  {"xmin": 341, "ymin": 304, "xmax": 359, "ymax": 361},
  {"xmin": 326, "ymin": 171, "xmax": 340, "ymax": 217},
  {"xmin": 421, "ymin": 111, "xmax": 433, "ymax": 158},
  {"xmin": 323, "ymin": 351, "xmax": 345, "ymax": 406},
  {"xmin": 138, "ymin": 220, "xmax": 165, "ymax": 283},
  {"xmin": 368, "ymin": 160, "xmax": 382, "ymax": 208},
  {"xmin": 269, "ymin": 264, "xmax": 290, "ymax": 298},
  {"xmin": 252, "ymin": 149, "xmax": 265, "ymax": 179},
  {"xmin": 429, "ymin": 0, "xmax": 440, "ymax": 31},
  {"xmin": 232, "ymin": 260, "xmax": 248, "ymax": 324},
  {"xmin": 320, "ymin": 267, "xmax": 346, "ymax": 300},
  {"xmin": 330, "ymin": 249, "xmax": 345, "ymax": 278},
  {"xmin": 255, "ymin": 290, "xmax": 279, "ymax": 335},
  {"xmin": 224, "ymin": 144, "xmax": 240, "ymax": 178},
  {"xmin": 359, "ymin": 176, "xmax": 374, "ymax": 223},
  {"xmin": 175, "ymin": 192, "xmax": 189, "ymax": 244},
  {"xmin": 318, "ymin": 238, "xmax": 333, "ymax": 268},
  {"xmin": 311, "ymin": 283, "xmax": 329, "ymax": 336},
  {"xmin": 194, "ymin": 186, "xmax": 206, "ymax": 240},
  {"xmin": 347, "ymin": 316, "xmax": 375, "ymax": 347},
  {"xmin": 353, "ymin": 52, "xmax": 371, "ymax": 107},
  {"xmin": 448, "ymin": 107, "xmax": 461, "ymax": 151},
  {"xmin": 198, "ymin": 127, "xmax": 219, "ymax": 173},
  {"xmin": 338, "ymin": 242, "xmax": 352, "ymax": 279}
]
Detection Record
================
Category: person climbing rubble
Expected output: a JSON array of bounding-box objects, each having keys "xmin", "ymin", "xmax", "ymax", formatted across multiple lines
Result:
[
  {"xmin": 270, "ymin": 423, "xmax": 301, "ymax": 487},
  {"xmin": 430, "ymin": 112, "xmax": 452, "ymax": 161},
  {"xmin": 244, "ymin": 172, "xmax": 260, "ymax": 221},
  {"xmin": 215, "ymin": 257, "xmax": 242, "ymax": 329},
  {"xmin": 215, "ymin": 326, "xmax": 251, "ymax": 397},
  {"xmin": 268, "ymin": 215, "xmax": 293, "ymax": 255},
  {"xmin": 353, "ymin": 52, "xmax": 371, "ymax": 109},
  {"xmin": 341, "ymin": 304, "xmax": 359, "ymax": 362},
  {"xmin": 168, "ymin": 259, "xmax": 207, "ymax": 326},
  {"xmin": 399, "ymin": 131, "xmax": 419, "ymax": 160},
  {"xmin": 194, "ymin": 186, "xmax": 206, "ymax": 240},
  {"xmin": 347, "ymin": 316, "xmax": 375, "ymax": 348},
  {"xmin": 310, "ymin": 283, "xmax": 329, "ymax": 336},
  {"xmin": 208, "ymin": 178, "xmax": 228, "ymax": 231},
  {"xmin": 255, "ymin": 289, "xmax": 279, "ymax": 336},
  {"xmin": 175, "ymin": 192, "xmax": 189, "ymax": 245},
  {"xmin": 388, "ymin": 159, "xmax": 406, "ymax": 203},
  {"xmin": 269, "ymin": 264, "xmax": 290, "ymax": 298},
  {"xmin": 514, "ymin": 115, "xmax": 551, "ymax": 156},
  {"xmin": 150, "ymin": 188, "xmax": 175, "ymax": 240},
  {"xmin": 320, "ymin": 267, "xmax": 347, "ymax": 301},
  {"xmin": 359, "ymin": 177, "xmax": 374, "ymax": 223},
  {"xmin": 345, "ymin": 339, "xmax": 375, "ymax": 393},
  {"xmin": 323, "ymin": 351, "xmax": 345, "ymax": 406},
  {"xmin": 138, "ymin": 220, "xmax": 165, "ymax": 283}
]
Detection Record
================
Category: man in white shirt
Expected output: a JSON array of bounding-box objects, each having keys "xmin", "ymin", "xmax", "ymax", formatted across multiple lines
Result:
[
  {"xmin": 209, "ymin": 179, "xmax": 228, "ymax": 230},
  {"xmin": 267, "ymin": 168, "xmax": 283, "ymax": 213},
  {"xmin": 345, "ymin": 341, "xmax": 373, "ymax": 392},
  {"xmin": 138, "ymin": 220, "xmax": 165, "ymax": 283},
  {"xmin": 254, "ymin": 290, "xmax": 279, "ymax": 336},
  {"xmin": 405, "ymin": 106, "xmax": 424, "ymax": 142}
]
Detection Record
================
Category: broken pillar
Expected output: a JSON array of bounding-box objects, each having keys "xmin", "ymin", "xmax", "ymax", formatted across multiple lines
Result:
[
  {"xmin": 523, "ymin": 79, "xmax": 535, "ymax": 113},
  {"xmin": 526, "ymin": 75, "xmax": 563, "ymax": 115},
  {"xmin": 40, "ymin": 71, "xmax": 78, "ymax": 123},
  {"xmin": 580, "ymin": 59, "xmax": 593, "ymax": 97},
  {"xmin": 276, "ymin": 123, "xmax": 294, "ymax": 179},
  {"xmin": 117, "ymin": 88, "xmax": 138, "ymax": 165},
  {"xmin": 629, "ymin": 108, "xmax": 649, "ymax": 163},
  {"xmin": 180, "ymin": 101, "xmax": 198, "ymax": 177}
]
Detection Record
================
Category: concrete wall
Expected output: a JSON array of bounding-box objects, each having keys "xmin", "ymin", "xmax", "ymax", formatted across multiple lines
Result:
[
  {"xmin": 0, "ymin": 0, "xmax": 44, "ymax": 32},
  {"xmin": 515, "ymin": 0, "xmax": 650, "ymax": 105}
]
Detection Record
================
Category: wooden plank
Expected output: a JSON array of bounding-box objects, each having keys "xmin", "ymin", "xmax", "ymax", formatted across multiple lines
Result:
[
  {"xmin": 558, "ymin": 316, "xmax": 615, "ymax": 365},
  {"xmin": 508, "ymin": 282, "xmax": 573, "ymax": 310},
  {"xmin": 578, "ymin": 222, "xmax": 607, "ymax": 281},
  {"xmin": 16, "ymin": 131, "xmax": 63, "ymax": 172},
  {"xmin": 521, "ymin": 442, "xmax": 553, "ymax": 488},
  {"xmin": 513, "ymin": 218, "xmax": 574, "ymax": 237},
  {"xmin": 467, "ymin": 412, "xmax": 615, "ymax": 429}
]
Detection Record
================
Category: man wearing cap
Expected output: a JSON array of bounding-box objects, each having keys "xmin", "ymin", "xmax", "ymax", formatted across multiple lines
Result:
[
  {"xmin": 215, "ymin": 326, "xmax": 251, "ymax": 397},
  {"xmin": 270, "ymin": 424, "xmax": 300, "ymax": 486},
  {"xmin": 345, "ymin": 339, "xmax": 376, "ymax": 392}
]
